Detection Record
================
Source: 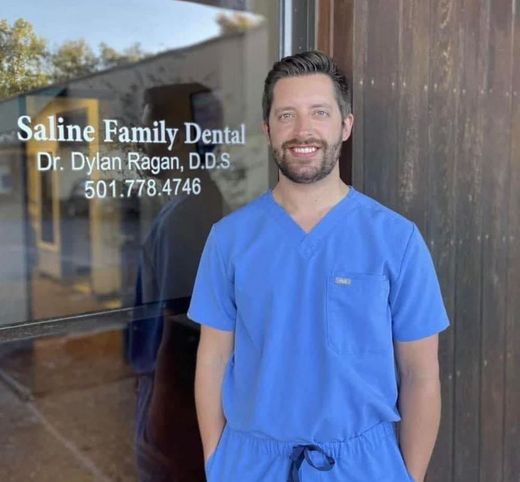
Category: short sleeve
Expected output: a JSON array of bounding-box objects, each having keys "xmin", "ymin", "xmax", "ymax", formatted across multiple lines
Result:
[
  {"xmin": 187, "ymin": 226, "xmax": 236, "ymax": 331},
  {"xmin": 390, "ymin": 224, "xmax": 450, "ymax": 341}
]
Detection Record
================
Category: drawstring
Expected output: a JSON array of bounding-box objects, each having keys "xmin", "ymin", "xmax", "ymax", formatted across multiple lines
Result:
[{"xmin": 287, "ymin": 444, "xmax": 335, "ymax": 482}]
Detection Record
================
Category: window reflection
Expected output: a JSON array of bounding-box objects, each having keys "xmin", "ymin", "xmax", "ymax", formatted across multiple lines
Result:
[
  {"xmin": 129, "ymin": 83, "xmax": 225, "ymax": 479},
  {"xmin": 0, "ymin": 0, "xmax": 279, "ymax": 480},
  {"xmin": 39, "ymin": 167, "xmax": 55, "ymax": 243},
  {"xmin": 0, "ymin": 0, "xmax": 272, "ymax": 323}
]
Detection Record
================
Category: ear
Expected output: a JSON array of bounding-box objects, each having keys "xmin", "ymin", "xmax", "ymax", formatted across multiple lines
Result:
[
  {"xmin": 342, "ymin": 114, "xmax": 354, "ymax": 142},
  {"xmin": 262, "ymin": 122, "xmax": 271, "ymax": 145}
]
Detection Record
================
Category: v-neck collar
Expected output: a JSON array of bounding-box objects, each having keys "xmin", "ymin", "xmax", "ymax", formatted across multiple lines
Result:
[{"xmin": 260, "ymin": 186, "xmax": 360, "ymax": 258}]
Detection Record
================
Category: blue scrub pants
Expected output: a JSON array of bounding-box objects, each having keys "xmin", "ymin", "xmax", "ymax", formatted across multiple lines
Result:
[{"xmin": 205, "ymin": 422, "xmax": 415, "ymax": 482}]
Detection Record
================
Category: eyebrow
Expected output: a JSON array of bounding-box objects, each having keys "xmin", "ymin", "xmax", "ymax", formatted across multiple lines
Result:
[{"xmin": 274, "ymin": 103, "xmax": 334, "ymax": 114}]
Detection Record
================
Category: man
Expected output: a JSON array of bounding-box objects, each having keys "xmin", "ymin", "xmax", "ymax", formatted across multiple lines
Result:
[{"xmin": 188, "ymin": 51, "xmax": 449, "ymax": 482}]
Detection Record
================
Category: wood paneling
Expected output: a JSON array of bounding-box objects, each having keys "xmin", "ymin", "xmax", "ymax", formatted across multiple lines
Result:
[
  {"xmin": 504, "ymin": 3, "xmax": 520, "ymax": 481},
  {"xmin": 479, "ymin": 2, "xmax": 514, "ymax": 480},
  {"xmin": 425, "ymin": 1, "xmax": 458, "ymax": 481},
  {"xmin": 317, "ymin": 1, "xmax": 520, "ymax": 480},
  {"xmin": 317, "ymin": 0, "xmax": 333, "ymax": 54},
  {"xmin": 331, "ymin": 0, "xmax": 353, "ymax": 77},
  {"xmin": 333, "ymin": 0, "xmax": 354, "ymax": 183},
  {"xmin": 397, "ymin": 0, "xmax": 431, "ymax": 228},
  {"xmin": 362, "ymin": 0, "xmax": 400, "ymax": 208},
  {"xmin": 451, "ymin": 2, "xmax": 489, "ymax": 481},
  {"xmin": 352, "ymin": 0, "xmax": 368, "ymax": 188}
]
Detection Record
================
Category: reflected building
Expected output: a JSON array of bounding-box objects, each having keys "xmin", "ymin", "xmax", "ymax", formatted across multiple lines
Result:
[
  {"xmin": 0, "ymin": 20, "xmax": 271, "ymax": 325},
  {"xmin": 0, "ymin": 2, "xmax": 278, "ymax": 480}
]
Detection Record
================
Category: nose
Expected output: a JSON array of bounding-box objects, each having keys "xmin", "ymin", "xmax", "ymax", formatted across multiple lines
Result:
[{"xmin": 293, "ymin": 114, "xmax": 313, "ymax": 138}]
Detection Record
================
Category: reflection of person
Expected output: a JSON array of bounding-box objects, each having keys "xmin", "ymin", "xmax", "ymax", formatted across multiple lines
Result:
[
  {"xmin": 189, "ymin": 51, "xmax": 450, "ymax": 482},
  {"xmin": 127, "ymin": 84, "xmax": 225, "ymax": 481}
]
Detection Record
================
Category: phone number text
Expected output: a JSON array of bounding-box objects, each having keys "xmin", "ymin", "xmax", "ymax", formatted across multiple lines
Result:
[{"xmin": 84, "ymin": 178, "xmax": 202, "ymax": 198}]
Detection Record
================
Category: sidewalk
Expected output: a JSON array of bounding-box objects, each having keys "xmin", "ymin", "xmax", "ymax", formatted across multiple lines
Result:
[{"xmin": 0, "ymin": 331, "xmax": 138, "ymax": 482}]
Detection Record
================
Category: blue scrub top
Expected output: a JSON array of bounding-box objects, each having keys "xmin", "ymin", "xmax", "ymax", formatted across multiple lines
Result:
[{"xmin": 188, "ymin": 187, "xmax": 450, "ymax": 443}]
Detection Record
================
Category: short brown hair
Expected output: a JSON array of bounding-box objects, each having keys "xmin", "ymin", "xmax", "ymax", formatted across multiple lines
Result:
[{"xmin": 262, "ymin": 50, "xmax": 352, "ymax": 123}]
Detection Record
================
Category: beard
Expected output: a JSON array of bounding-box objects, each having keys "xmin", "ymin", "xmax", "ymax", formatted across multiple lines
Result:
[{"xmin": 271, "ymin": 134, "xmax": 343, "ymax": 184}]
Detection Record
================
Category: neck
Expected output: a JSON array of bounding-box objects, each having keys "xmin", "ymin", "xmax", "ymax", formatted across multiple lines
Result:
[{"xmin": 272, "ymin": 173, "xmax": 349, "ymax": 216}]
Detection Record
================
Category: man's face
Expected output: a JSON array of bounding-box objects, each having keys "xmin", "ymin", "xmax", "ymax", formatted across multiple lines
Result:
[{"xmin": 263, "ymin": 73, "xmax": 353, "ymax": 184}]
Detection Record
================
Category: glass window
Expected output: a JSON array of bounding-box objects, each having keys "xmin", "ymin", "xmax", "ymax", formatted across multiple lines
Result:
[
  {"xmin": 0, "ymin": 1, "xmax": 286, "ymax": 479},
  {"xmin": 0, "ymin": 0, "xmax": 280, "ymax": 323}
]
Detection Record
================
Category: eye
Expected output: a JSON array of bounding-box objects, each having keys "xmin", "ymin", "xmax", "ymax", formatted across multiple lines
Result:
[
  {"xmin": 314, "ymin": 110, "xmax": 329, "ymax": 117},
  {"xmin": 279, "ymin": 112, "xmax": 294, "ymax": 120}
]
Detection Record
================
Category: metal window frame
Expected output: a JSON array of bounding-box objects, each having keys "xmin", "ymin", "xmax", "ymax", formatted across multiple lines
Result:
[{"xmin": 279, "ymin": 0, "xmax": 316, "ymax": 57}]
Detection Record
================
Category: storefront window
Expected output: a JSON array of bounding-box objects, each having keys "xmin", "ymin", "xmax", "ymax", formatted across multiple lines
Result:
[
  {"xmin": 0, "ymin": 1, "xmax": 291, "ymax": 479},
  {"xmin": 1, "ymin": 0, "xmax": 281, "ymax": 324}
]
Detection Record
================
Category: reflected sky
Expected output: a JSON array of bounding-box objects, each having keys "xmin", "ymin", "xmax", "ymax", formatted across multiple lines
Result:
[{"xmin": 2, "ymin": 0, "xmax": 259, "ymax": 54}]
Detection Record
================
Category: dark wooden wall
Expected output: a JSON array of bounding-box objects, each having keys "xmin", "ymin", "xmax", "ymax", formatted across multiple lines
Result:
[{"xmin": 318, "ymin": 1, "xmax": 520, "ymax": 481}]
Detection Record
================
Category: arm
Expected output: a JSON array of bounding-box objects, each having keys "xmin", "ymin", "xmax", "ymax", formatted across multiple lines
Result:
[
  {"xmin": 194, "ymin": 324, "xmax": 234, "ymax": 463},
  {"xmin": 395, "ymin": 334, "xmax": 442, "ymax": 482}
]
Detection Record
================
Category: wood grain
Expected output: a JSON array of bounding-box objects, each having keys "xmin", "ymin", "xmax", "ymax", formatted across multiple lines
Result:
[
  {"xmin": 479, "ymin": 2, "xmax": 514, "ymax": 480},
  {"xmin": 363, "ymin": 0, "xmax": 400, "ymax": 208},
  {"xmin": 321, "ymin": 1, "xmax": 520, "ymax": 480},
  {"xmin": 352, "ymin": 0, "xmax": 368, "ymax": 189},
  {"xmin": 504, "ymin": 2, "xmax": 520, "ymax": 481},
  {"xmin": 422, "ymin": 0, "xmax": 458, "ymax": 480}
]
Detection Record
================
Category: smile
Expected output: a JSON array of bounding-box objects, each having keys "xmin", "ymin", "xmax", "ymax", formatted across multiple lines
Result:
[{"xmin": 289, "ymin": 146, "xmax": 319, "ymax": 154}]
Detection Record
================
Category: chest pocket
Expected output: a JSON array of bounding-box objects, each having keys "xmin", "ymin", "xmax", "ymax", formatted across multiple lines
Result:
[{"xmin": 326, "ymin": 272, "xmax": 390, "ymax": 356}]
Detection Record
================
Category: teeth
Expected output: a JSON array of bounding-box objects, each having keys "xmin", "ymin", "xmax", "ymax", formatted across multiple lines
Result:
[{"xmin": 292, "ymin": 147, "xmax": 317, "ymax": 153}]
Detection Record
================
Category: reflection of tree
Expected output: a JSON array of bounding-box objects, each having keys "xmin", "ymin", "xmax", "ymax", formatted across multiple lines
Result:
[
  {"xmin": 51, "ymin": 39, "xmax": 98, "ymax": 82},
  {"xmin": 98, "ymin": 42, "xmax": 147, "ymax": 70},
  {"xmin": 0, "ymin": 18, "xmax": 148, "ymax": 99},
  {"xmin": 52, "ymin": 40, "xmax": 148, "ymax": 81},
  {"xmin": 216, "ymin": 12, "xmax": 262, "ymax": 34},
  {"xmin": 0, "ymin": 18, "xmax": 49, "ymax": 98}
]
